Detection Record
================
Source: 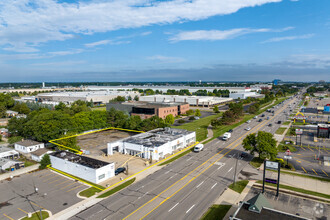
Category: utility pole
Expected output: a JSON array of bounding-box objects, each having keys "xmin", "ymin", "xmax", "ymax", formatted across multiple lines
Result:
[{"xmin": 233, "ymin": 154, "xmax": 238, "ymax": 184}]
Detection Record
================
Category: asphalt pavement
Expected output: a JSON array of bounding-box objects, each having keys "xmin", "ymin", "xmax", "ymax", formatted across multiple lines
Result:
[{"xmin": 69, "ymin": 96, "xmax": 302, "ymax": 220}]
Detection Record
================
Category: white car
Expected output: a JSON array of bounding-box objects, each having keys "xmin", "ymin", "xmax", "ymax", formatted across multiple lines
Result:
[
  {"xmin": 246, "ymin": 120, "xmax": 251, "ymax": 123},
  {"xmin": 194, "ymin": 144, "xmax": 204, "ymax": 152},
  {"xmin": 245, "ymin": 127, "xmax": 251, "ymax": 131},
  {"xmin": 253, "ymin": 116, "xmax": 258, "ymax": 119}
]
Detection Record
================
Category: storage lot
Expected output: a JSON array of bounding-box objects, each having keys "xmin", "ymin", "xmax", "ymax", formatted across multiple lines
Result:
[{"xmin": 0, "ymin": 169, "xmax": 88, "ymax": 220}]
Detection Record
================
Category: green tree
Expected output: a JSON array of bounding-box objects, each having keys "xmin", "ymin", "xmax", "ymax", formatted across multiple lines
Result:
[
  {"xmin": 195, "ymin": 109, "xmax": 201, "ymax": 117},
  {"xmin": 213, "ymin": 105, "xmax": 220, "ymax": 113},
  {"xmin": 12, "ymin": 102, "xmax": 31, "ymax": 114},
  {"xmin": 242, "ymin": 131, "xmax": 278, "ymax": 160},
  {"xmin": 8, "ymin": 136, "xmax": 23, "ymax": 144},
  {"xmin": 39, "ymin": 154, "xmax": 51, "ymax": 169},
  {"xmin": 0, "ymin": 105, "xmax": 6, "ymax": 118},
  {"xmin": 134, "ymin": 95, "xmax": 139, "ymax": 101},
  {"xmin": 165, "ymin": 114, "xmax": 175, "ymax": 125},
  {"xmin": 56, "ymin": 134, "xmax": 80, "ymax": 152},
  {"xmin": 186, "ymin": 109, "xmax": 194, "ymax": 116}
]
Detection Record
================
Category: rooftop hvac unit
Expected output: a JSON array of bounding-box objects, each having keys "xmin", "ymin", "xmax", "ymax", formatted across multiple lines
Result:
[{"xmin": 60, "ymin": 152, "xmax": 66, "ymax": 157}]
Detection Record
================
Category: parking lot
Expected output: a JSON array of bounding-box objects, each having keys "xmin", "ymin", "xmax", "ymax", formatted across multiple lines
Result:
[{"xmin": 0, "ymin": 169, "xmax": 88, "ymax": 220}]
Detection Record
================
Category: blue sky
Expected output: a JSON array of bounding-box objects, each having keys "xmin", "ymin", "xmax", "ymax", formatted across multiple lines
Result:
[{"xmin": 0, "ymin": 0, "xmax": 329, "ymax": 82}]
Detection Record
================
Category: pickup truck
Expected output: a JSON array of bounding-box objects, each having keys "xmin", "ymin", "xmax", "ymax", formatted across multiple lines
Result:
[{"xmin": 222, "ymin": 132, "xmax": 231, "ymax": 141}]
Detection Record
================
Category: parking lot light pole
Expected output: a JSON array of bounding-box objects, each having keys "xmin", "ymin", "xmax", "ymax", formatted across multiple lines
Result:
[{"xmin": 233, "ymin": 154, "xmax": 238, "ymax": 184}]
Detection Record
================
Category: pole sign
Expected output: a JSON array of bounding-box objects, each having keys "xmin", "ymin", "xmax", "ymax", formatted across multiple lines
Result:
[
  {"xmin": 284, "ymin": 155, "xmax": 292, "ymax": 159},
  {"xmin": 265, "ymin": 161, "xmax": 279, "ymax": 170},
  {"xmin": 263, "ymin": 161, "xmax": 280, "ymax": 197},
  {"xmin": 265, "ymin": 178, "xmax": 277, "ymax": 184},
  {"xmin": 296, "ymin": 129, "xmax": 303, "ymax": 135},
  {"xmin": 285, "ymin": 149, "xmax": 292, "ymax": 156}
]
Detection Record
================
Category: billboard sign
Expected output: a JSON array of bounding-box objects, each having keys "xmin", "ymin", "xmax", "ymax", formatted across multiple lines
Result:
[
  {"xmin": 265, "ymin": 178, "xmax": 277, "ymax": 184},
  {"xmin": 265, "ymin": 161, "xmax": 279, "ymax": 170},
  {"xmin": 284, "ymin": 155, "xmax": 292, "ymax": 159},
  {"xmin": 296, "ymin": 129, "xmax": 303, "ymax": 135}
]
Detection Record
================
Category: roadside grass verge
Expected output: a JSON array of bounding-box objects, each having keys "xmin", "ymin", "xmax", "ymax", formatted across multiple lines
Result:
[
  {"xmin": 97, "ymin": 178, "xmax": 136, "ymax": 198},
  {"xmin": 22, "ymin": 211, "xmax": 49, "ymax": 220},
  {"xmin": 79, "ymin": 187, "xmax": 102, "ymax": 198},
  {"xmin": 228, "ymin": 180, "xmax": 249, "ymax": 194},
  {"xmin": 275, "ymin": 127, "xmax": 286, "ymax": 135},
  {"xmin": 269, "ymin": 169, "xmax": 330, "ymax": 183},
  {"xmin": 282, "ymin": 121, "xmax": 291, "ymax": 125},
  {"xmin": 174, "ymin": 113, "xmax": 222, "ymax": 142},
  {"xmin": 256, "ymin": 180, "xmax": 330, "ymax": 200},
  {"xmin": 277, "ymin": 144, "xmax": 297, "ymax": 153},
  {"xmin": 250, "ymin": 157, "xmax": 264, "ymax": 168},
  {"xmin": 293, "ymin": 121, "xmax": 310, "ymax": 126},
  {"xmin": 200, "ymin": 205, "xmax": 232, "ymax": 220},
  {"xmin": 158, "ymin": 147, "xmax": 195, "ymax": 166}
]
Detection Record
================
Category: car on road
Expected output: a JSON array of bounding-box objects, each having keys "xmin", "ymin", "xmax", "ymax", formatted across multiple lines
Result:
[
  {"xmin": 240, "ymin": 152, "xmax": 248, "ymax": 158},
  {"xmin": 267, "ymin": 116, "xmax": 270, "ymax": 120},
  {"xmin": 258, "ymin": 119, "xmax": 263, "ymax": 122},
  {"xmin": 246, "ymin": 120, "xmax": 251, "ymax": 123},
  {"xmin": 194, "ymin": 143, "xmax": 204, "ymax": 152},
  {"xmin": 253, "ymin": 116, "xmax": 258, "ymax": 119},
  {"xmin": 268, "ymin": 123, "xmax": 272, "ymax": 127},
  {"xmin": 261, "ymin": 114, "xmax": 265, "ymax": 117},
  {"xmin": 228, "ymin": 129, "xmax": 233, "ymax": 133},
  {"xmin": 277, "ymin": 121, "xmax": 282, "ymax": 124},
  {"xmin": 245, "ymin": 127, "xmax": 251, "ymax": 131},
  {"xmin": 115, "ymin": 167, "xmax": 126, "ymax": 175}
]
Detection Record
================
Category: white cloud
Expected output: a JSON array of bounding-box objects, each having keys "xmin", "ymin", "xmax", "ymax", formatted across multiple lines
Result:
[
  {"xmin": 0, "ymin": 0, "xmax": 281, "ymax": 52},
  {"xmin": 30, "ymin": 60, "xmax": 86, "ymax": 66},
  {"xmin": 261, "ymin": 34, "xmax": 314, "ymax": 43},
  {"xmin": 84, "ymin": 40, "xmax": 111, "ymax": 48},
  {"xmin": 147, "ymin": 55, "xmax": 185, "ymax": 63},
  {"xmin": 48, "ymin": 49, "xmax": 85, "ymax": 56},
  {"xmin": 169, "ymin": 27, "xmax": 293, "ymax": 42}
]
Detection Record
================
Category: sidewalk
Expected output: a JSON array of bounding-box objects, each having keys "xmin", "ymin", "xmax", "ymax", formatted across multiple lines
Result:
[
  {"xmin": 0, "ymin": 164, "xmax": 39, "ymax": 181},
  {"xmin": 274, "ymin": 121, "xmax": 292, "ymax": 146}
]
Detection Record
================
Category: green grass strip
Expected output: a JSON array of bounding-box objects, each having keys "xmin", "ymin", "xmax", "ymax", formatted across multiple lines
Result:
[
  {"xmin": 275, "ymin": 127, "xmax": 287, "ymax": 135},
  {"xmin": 282, "ymin": 121, "xmax": 291, "ymax": 125},
  {"xmin": 158, "ymin": 147, "xmax": 194, "ymax": 166},
  {"xmin": 22, "ymin": 211, "xmax": 49, "ymax": 220},
  {"xmin": 200, "ymin": 205, "xmax": 232, "ymax": 220},
  {"xmin": 97, "ymin": 178, "xmax": 136, "ymax": 198},
  {"xmin": 228, "ymin": 180, "xmax": 249, "ymax": 194},
  {"xmin": 250, "ymin": 157, "xmax": 264, "ymax": 168},
  {"xmin": 79, "ymin": 187, "xmax": 102, "ymax": 198},
  {"xmin": 256, "ymin": 180, "xmax": 330, "ymax": 199}
]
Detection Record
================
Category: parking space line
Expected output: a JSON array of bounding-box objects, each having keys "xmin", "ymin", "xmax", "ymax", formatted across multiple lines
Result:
[
  {"xmin": 40, "ymin": 172, "xmax": 54, "ymax": 178},
  {"xmin": 17, "ymin": 208, "xmax": 28, "ymax": 214},
  {"xmin": 60, "ymin": 181, "xmax": 76, "ymax": 190},
  {"xmin": 3, "ymin": 214, "xmax": 14, "ymax": 220},
  {"xmin": 312, "ymin": 169, "xmax": 318, "ymax": 175},
  {"xmin": 301, "ymin": 167, "xmax": 307, "ymax": 173},
  {"xmin": 48, "ymin": 177, "xmax": 65, "ymax": 184},
  {"xmin": 43, "ymin": 175, "xmax": 59, "ymax": 182},
  {"xmin": 31, "ymin": 201, "xmax": 45, "ymax": 210},
  {"xmin": 322, "ymin": 170, "xmax": 329, "ymax": 177},
  {"xmin": 33, "ymin": 170, "xmax": 47, "ymax": 176},
  {"xmin": 307, "ymin": 146, "xmax": 314, "ymax": 152},
  {"xmin": 299, "ymin": 146, "xmax": 306, "ymax": 151},
  {"xmin": 67, "ymin": 184, "xmax": 84, "ymax": 192},
  {"xmin": 54, "ymin": 179, "xmax": 71, "ymax": 186}
]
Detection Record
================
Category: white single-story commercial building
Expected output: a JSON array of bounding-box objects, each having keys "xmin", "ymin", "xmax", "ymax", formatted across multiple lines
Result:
[
  {"xmin": 31, "ymin": 148, "xmax": 53, "ymax": 162},
  {"xmin": 229, "ymin": 92, "xmax": 264, "ymax": 100},
  {"xmin": 108, "ymin": 128, "xmax": 196, "ymax": 161},
  {"xmin": 0, "ymin": 158, "xmax": 23, "ymax": 171},
  {"xmin": 14, "ymin": 140, "xmax": 45, "ymax": 154},
  {"xmin": 50, "ymin": 151, "xmax": 115, "ymax": 184},
  {"xmin": 0, "ymin": 146, "xmax": 19, "ymax": 159},
  {"xmin": 139, "ymin": 95, "xmax": 233, "ymax": 106}
]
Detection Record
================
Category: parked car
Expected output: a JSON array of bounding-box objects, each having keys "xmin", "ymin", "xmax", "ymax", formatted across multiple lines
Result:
[
  {"xmin": 258, "ymin": 119, "xmax": 263, "ymax": 122},
  {"xmin": 253, "ymin": 116, "xmax": 258, "ymax": 119},
  {"xmin": 261, "ymin": 114, "xmax": 265, "ymax": 117},
  {"xmin": 277, "ymin": 121, "xmax": 282, "ymax": 124},
  {"xmin": 115, "ymin": 167, "xmax": 126, "ymax": 175}
]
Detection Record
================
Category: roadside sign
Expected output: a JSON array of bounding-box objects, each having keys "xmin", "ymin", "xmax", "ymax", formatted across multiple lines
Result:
[
  {"xmin": 265, "ymin": 161, "xmax": 279, "ymax": 170},
  {"xmin": 285, "ymin": 149, "xmax": 292, "ymax": 156},
  {"xmin": 296, "ymin": 129, "xmax": 303, "ymax": 135},
  {"xmin": 265, "ymin": 178, "xmax": 277, "ymax": 184},
  {"xmin": 284, "ymin": 155, "xmax": 292, "ymax": 159}
]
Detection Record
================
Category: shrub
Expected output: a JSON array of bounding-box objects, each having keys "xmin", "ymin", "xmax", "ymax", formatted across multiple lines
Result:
[
  {"xmin": 189, "ymin": 116, "xmax": 196, "ymax": 120},
  {"xmin": 178, "ymin": 119, "xmax": 185, "ymax": 124}
]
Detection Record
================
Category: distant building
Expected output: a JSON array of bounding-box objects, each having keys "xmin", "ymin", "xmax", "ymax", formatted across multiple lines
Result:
[
  {"xmin": 273, "ymin": 79, "xmax": 281, "ymax": 85},
  {"xmin": 14, "ymin": 140, "xmax": 45, "ymax": 154},
  {"xmin": 0, "ymin": 158, "xmax": 23, "ymax": 171},
  {"xmin": 229, "ymin": 92, "xmax": 264, "ymax": 100},
  {"xmin": 50, "ymin": 151, "xmax": 115, "ymax": 184},
  {"xmin": 0, "ymin": 128, "xmax": 9, "ymax": 138},
  {"xmin": 6, "ymin": 110, "xmax": 18, "ymax": 117},
  {"xmin": 31, "ymin": 148, "xmax": 53, "ymax": 162},
  {"xmin": 107, "ymin": 128, "xmax": 196, "ymax": 161}
]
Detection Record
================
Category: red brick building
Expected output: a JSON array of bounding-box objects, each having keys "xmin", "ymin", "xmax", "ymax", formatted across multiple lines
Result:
[{"xmin": 131, "ymin": 103, "xmax": 189, "ymax": 119}]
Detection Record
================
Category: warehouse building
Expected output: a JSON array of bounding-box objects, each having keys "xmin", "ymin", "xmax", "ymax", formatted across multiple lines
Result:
[
  {"xmin": 50, "ymin": 151, "xmax": 115, "ymax": 184},
  {"xmin": 107, "ymin": 128, "xmax": 196, "ymax": 161},
  {"xmin": 139, "ymin": 95, "xmax": 232, "ymax": 106},
  {"xmin": 36, "ymin": 91, "xmax": 140, "ymax": 105},
  {"xmin": 229, "ymin": 92, "xmax": 264, "ymax": 100},
  {"xmin": 107, "ymin": 101, "xmax": 189, "ymax": 119}
]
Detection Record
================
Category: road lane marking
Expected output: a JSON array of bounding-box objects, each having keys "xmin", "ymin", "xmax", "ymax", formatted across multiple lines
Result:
[
  {"xmin": 196, "ymin": 181, "xmax": 204, "ymax": 188},
  {"xmin": 211, "ymin": 183, "xmax": 217, "ymax": 189},
  {"xmin": 301, "ymin": 167, "xmax": 307, "ymax": 173},
  {"xmin": 322, "ymin": 170, "xmax": 328, "ymax": 177},
  {"xmin": 307, "ymin": 146, "xmax": 314, "ymax": 152},
  {"xmin": 296, "ymin": 160, "xmax": 301, "ymax": 163},
  {"xmin": 168, "ymin": 203, "xmax": 179, "ymax": 212},
  {"xmin": 67, "ymin": 184, "xmax": 84, "ymax": 192},
  {"xmin": 3, "ymin": 214, "xmax": 14, "ymax": 220},
  {"xmin": 186, "ymin": 204, "xmax": 195, "ymax": 214},
  {"xmin": 169, "ymin": 173, "xmax": 177, "ymax": 179},
  {"xmin": 54, "ymin": 179, "xmax": 71, "ymax": 186},
  {"xmin": 17, "ymin": 208, "xmax": 28, "ymax": 214},
  {"xmin": 227, "ymin": 167, "xmax": 233, "ymax": 173},
  {"xmin": 312, "ymin": 169, "xmax": 318, "ymax": 175},
  {"xmin": 165, "ymin": 169, "xmax": 172, "ymax": 174},
  {"xmin": 123, "ymin": 98, "xmax": 293, "ymax": 220},
  {"xmin": 186, "ymin": 157, "xmax": 192, "ymax": 161}
]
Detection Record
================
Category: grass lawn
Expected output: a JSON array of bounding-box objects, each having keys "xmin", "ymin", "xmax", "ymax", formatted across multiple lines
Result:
[
  {"xmin": 174, "ymin": 113, "xmax": 222, "ymax": 142},
  {"xmin": 277, "ymin": 144, "xmax": 297, "ymax": 153},
  {"xmin": 228, "ymin": 180, "xmax": 249, "ymax": 193},
  {"xmin": 159, "ymin": 147, "xmax": 194, "ymax": 166},
  {"xmin": 97, "ymin": 178, "xmax": 136, "ymax": 198},
  {"xmin": 293, "ymin": 121, "xmax": 310, "ymax": 126},
  {"xmin": 256, "ymin": 180, "xmax": 330, "ymax": 199},
  {"xmin": 22, "ymin": 211, "xmax": 49, "ymax": 220},
  {"xmin": 79, "ymin": 187, "xmax": 102, "ymax": 198},
  {"xmin": 250, "ymin": 157, "xmax": 264, "ymax": 168},
  {"xmin": 275, "ymin": 127, "xmax": 287, "ymax": 135},
  {"xmin": 200, "ymin": 205, "xmax": 232, "ymax": 220},
  {"xmin": 18, "ymin": 158, "xmax": 37, "ymax": 167},
  {"xmin": 282, "ymin": 121, "xmax": 291, "ymax": 125}
]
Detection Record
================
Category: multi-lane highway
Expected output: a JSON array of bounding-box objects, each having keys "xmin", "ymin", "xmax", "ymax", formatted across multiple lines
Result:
[{"xmin": 69, "ymin": 96, "xmax": 298, "ymax": 220}]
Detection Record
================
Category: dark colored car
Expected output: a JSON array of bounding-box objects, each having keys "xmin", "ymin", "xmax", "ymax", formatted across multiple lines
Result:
[
  {"xmin": 240, "ymin": 152, "xmax": 248, "ymax": 158},
  {"xmin": 277, "ymin": 121, "xmax": 282, "ymax": 124},
  {"xmin": 261, "ymin": 114, "xmax": 265, "ymax": 117},
  {"xmin": 228, "ymin": 129, "xmax": 233, "ymax": 133},
  {"xmin": 258, "ymin": 119, "xmax": 263, "ymax": 122},
  {"xmin": 115, "ymin": 167, "xmax": 126, "ymax": 175},
  {"xmin": 268, "ymin": 123, "xmax": 272, "ymax": 127}
]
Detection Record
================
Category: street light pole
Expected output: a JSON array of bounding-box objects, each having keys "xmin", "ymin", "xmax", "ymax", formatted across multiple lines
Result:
[{"xmin": 233, "ymin": 154, "xmax": 238, "ymax": 184}]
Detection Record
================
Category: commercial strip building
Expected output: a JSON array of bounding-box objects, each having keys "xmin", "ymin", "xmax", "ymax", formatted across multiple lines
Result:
[
  {"xmin": 107, "ymin": 128, "xmax": 196, "ymax": 161},
  {"xmin": 229, "ymin": 92, "xmax": 264, "ymax": 99},
  {"xmin": 107, "ymin": 101, "xmax": 190, "ymax": 119},
  {"xmin": 35, "ymin": 90, "xmax": 140, "ymax": 105},
  {"xmin": 50, "ymin": 151, "xmax": 115, "ymax": 184},
  {"xmin": 139, "ymin": 95, "xmax": 233, "ymax": 106}
]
